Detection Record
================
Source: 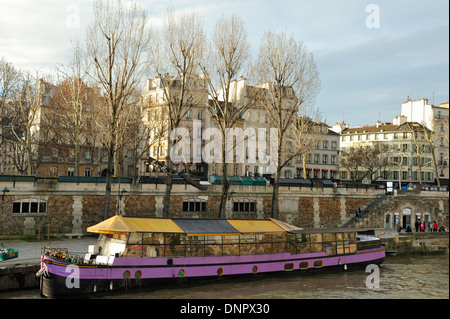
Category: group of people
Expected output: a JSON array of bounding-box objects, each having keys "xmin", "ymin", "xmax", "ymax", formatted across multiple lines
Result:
[
  {"xmin": 397, "ymin": 219, "xmax": 446, "ymax": 233},
  {"xmin": 413, "ymin": 220, "xmax": 445, "ymax": 232}
]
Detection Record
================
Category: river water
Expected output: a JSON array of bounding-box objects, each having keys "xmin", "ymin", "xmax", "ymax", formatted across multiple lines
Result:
[{"xmin": 1, "ymin": 254, "xmax": 448, "ymax": 299}]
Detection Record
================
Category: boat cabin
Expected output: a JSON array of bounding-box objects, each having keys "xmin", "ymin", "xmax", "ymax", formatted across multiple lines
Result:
[{"xmin": 86, "ymin": 216, "xmax": 375, "ymax": 259}]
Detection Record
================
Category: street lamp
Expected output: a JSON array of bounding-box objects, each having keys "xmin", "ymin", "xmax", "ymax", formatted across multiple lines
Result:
[{"xmin": 1, "ymin": 187, "xmax": 9, "ymax": 201}]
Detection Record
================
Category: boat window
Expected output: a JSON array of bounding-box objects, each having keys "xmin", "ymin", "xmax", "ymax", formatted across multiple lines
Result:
[
  {"xmin": 186, "ymin": 236, "xmax": 205, "ymax": 257},
  {"xmin": 117, "ymin": 229, "xmax": 363, "ymax": 259},
  {"xmin": 204, "ymin": 236, "xmax": 222, "ymax": 256},
  {"xmin": 310, "ymin": 233, "xmax": 322, "ymax": 243},
  {"xmin": 223, "ymin": 235, "xmax": 240, "ymax": 256},
  {"xmin": 223, "ymin": 235, "xmax": 239, "ymax": 244},
  {"xmin": 322, "ymin": 233, "xmax": 335, "ymax": 242},
  {"xmin": 143, "ymin": 233, "xmax": 164, "ymax": 245},
  {"xmin": 165, "ymin": 234, "xmax": 184, "ymax": 257},
  {"xmin": 344, "ymin": 232, "xmax": 355, "ymax": 240},
  {"xmin": 311, "ymin": 242, "xmax": 322, "ymax": 253},
  {"xmin": 240, "ymin": 234, "xmax": 255, "ymax": 243},
  {"xmin": 205, "ymin": 236, "xmax": 222, "ymax": 245},
  {"xmin": 128, "ymin": 233, "xmax": 142, "ymax": 244},
  {"xmin": 295, "ymin": 233, "xmax": 309, "ymax": 243}
]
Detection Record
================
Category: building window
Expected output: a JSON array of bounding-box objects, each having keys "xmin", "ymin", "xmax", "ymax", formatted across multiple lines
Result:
[
  {"xmin": 402, "ymin": 171, "xmax": 408, "ymax": 180},
  {"xmin": 314, "ymin": 154, "xmax": 320, "ymax": 163},
  {"xmin": 331, "ymin": 141, "xmax": 337, "ymax": 150},
  {"xmin": 13, "ymin": 198, "xmax": 47, "ymax": 214},
  {"xmin": 67, "ymin": 168, "xmax": 74, "ymax": 176},
  {"xmin": 85, "ymin": 151, "xmax": 92, "ymax": 162},
  {"xmin": 50, "ymin": 166, "xmax": 58, "ymax": 177},
  {"xmin": 85, "ymin": 168, "xmax": 91, "ymax": 177},
  {"xmin": 233, "ymin": 199, "xmax": 256, "ymax": 213},
  {"xmin": 331, "ymin": 155, "xmax": 337, "ymax": 164},
  {"xmin": 182, "ymin": 198, "xmax": 207, "ymax": 213}
]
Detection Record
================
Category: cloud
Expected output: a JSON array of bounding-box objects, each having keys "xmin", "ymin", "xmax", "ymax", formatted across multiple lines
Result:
[
  {"xmin": 0, "ymin": 0, "xmax": 448, "ymax": 126},
  {"xmin": 0, "ymin": 0, "xmax": 92, "ymax": 73}
]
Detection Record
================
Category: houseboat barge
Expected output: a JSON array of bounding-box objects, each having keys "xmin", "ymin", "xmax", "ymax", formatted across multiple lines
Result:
[{"xmin": 39, "ymin": 215, "xmax": 385, "ymax": 297}]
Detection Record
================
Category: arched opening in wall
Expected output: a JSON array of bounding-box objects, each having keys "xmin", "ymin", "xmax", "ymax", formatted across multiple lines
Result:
[
  {"xmin": 402, "ymin": 208, "xmax": 412, "ymax": 229},
  {"xmin": 385, "ymin": 214, "xmax": 391, "ymax": 229},
  {"xmin": 394, "ymin": 212, "xmax": 400, "ymax": 229}
]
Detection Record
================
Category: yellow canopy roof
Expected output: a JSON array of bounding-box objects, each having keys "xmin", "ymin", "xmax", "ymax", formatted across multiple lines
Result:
[
  {"xmin": 86, "ymin": 215, "xmax": 184, "ymax": 234},
  {"xmin": 227, "ymin": 219, "xmax": 286, "ymax": 234},
  {"xmin": 87, "ymin": 216, "xmax": 300, "ymax": 236},
  {"xmin": 270, "ymin": 218, "xmax": 303, "ymax": 232}
]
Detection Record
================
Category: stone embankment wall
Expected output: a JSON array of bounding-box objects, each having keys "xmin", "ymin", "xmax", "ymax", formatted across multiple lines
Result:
[
  {"xmin": 0, "ymin": 264, "xmax": 40, "ymax": 291},
  {"xmin": 381, "ymin": 232, "xmax": 449, "ymax": 255},
  {"xmin": 0, "ymin": 179, "xmax": 448, "ymax": 236}
]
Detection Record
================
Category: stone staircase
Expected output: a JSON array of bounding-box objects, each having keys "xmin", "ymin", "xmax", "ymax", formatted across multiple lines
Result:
[
  {"xmin": 339, "ymin": 194, "xmax": 394, "ymax": 228},
  {"xmin": 339, "ymin": 192, "xmax": 445, "ymax": 229}
]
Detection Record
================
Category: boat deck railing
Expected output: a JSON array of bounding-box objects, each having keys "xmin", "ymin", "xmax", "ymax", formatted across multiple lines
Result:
[{"xmin": 42, "ymin": 247, "xmax": 86, "ymax": 265}]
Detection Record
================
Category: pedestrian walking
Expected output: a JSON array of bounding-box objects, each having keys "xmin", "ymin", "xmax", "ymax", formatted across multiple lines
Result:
[
  {"xmin": 415, "ymin": 220, "xmax": 420, "ymax": 232},
  {"xmin": 433, "ymin": 221, "xmax": 438, "ymax": 232},
  {"xmin": 420, "ymin": 221, "xmax": 425, "ymax": 232}
]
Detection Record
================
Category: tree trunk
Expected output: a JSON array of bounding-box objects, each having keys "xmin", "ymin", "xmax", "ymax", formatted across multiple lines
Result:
[
  {"xmin": 219, "ymin": 162, "xmax": 229, "ymax": 219},
  {"xmin": 162, "ymin": 138, "xmax": 174, "ymax": 218},
  {"xmin": 271, "ymin": 168, "xmax": 280, "ymax": 219},
  {"xmin": 103, "ymin": 142, "xmax": 114, "ymax": 220},
  {"xmin": 163, "ymin": 171, "xmax": 173, "ymax": 218}
]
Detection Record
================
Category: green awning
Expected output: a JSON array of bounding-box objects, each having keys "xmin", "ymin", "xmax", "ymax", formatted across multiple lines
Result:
[{"xmin": 210, "ymin": 176, "xmax": 267, "ymax": 186}]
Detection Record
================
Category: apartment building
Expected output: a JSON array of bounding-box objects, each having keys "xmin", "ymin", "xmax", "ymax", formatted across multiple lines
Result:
[
  {"xmin": 337, "ymin": 120, "xmax": 437, "ymax": 186},
  {"xmin": 140, "ymin": 75, "xmax": 339, "ymax": 180},
  {"xmin": 401, "ymin": 99, "xmax": 449, "ymax": 183},
  {"xmin": 140, "ymin": 73, "xmax": 212, "ymax": 177}
]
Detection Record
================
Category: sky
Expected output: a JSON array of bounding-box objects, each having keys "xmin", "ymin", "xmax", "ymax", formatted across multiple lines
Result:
[{"xmin": 0, "ymin": 0, "xmax": 448, "ymax": 127}]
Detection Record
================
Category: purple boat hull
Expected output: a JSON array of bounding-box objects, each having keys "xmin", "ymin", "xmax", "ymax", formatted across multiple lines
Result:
[{"xmin": 40, "ymin": 247, "xmax": 385, "ymax": 297}]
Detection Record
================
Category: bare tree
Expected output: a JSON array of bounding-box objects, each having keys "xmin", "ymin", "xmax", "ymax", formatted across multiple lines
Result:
[
  {"xmin": 255, "ymin": 31, "xmax": 320, "ymax": 218},
  {"xmin": 0, "ymin": 58, "xmax": 21, "ymax": 137},
  {"xmin": 198, "ymin": 15, "xmax": 253, "ymax": 218},
  {"xmin": 0, "ymin": 58, "xmax": 21, "ymax": 173},
  {"xmin": 86, "ymin": 0, "xmax": 151, "ymax": 219},
  {"xmin": 51, "ymin": 42, "xmax": 92, "ymax": 177},
  {"xmin": 152, "ymin": 10, "xmax": 206, "ymax": 218},
  {"xmin": 2, "ymin": 73, "xmax": 54, "ymax": 175},
  {"xmin": 339, "ymin": 145, "xmax": 365, "ymax": 183}
]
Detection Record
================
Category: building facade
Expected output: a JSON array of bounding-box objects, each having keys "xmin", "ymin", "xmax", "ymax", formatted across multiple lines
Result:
[
  {"xmin": 140, "ymin": 75, "xmax": 339, "ymax": 181},
  {"xmin": 400, "ymin": 99, "xmax": 449, "ymax": 183}
]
